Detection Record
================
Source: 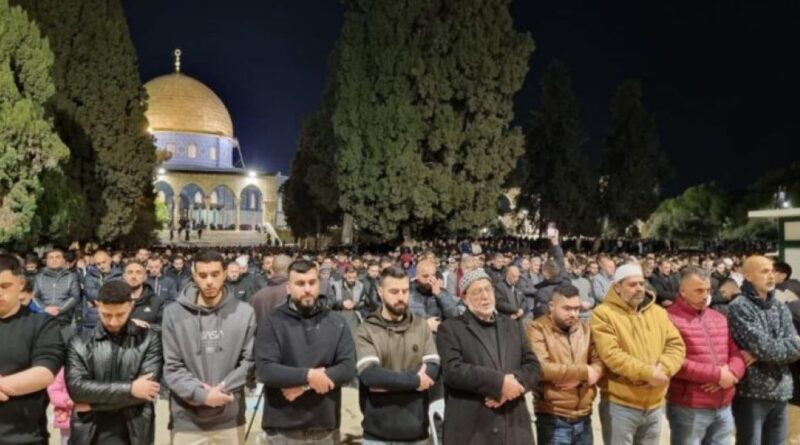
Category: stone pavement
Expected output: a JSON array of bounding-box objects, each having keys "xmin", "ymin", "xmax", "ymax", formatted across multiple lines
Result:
[{"xmin": 49, "ymin": 388, "xmax": 673, "ymax": 444}]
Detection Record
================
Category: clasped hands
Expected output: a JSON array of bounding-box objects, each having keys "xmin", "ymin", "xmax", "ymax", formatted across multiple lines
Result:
[
  {"xmin": 484, "ymin": 374, "xmax": 525, "ymax": 409},
  {"xmin": 282, "ymin": 367, "xmax": 335, "ymax": 402}
]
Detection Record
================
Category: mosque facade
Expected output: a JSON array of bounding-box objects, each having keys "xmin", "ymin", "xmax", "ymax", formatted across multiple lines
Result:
[{"xmin": 145, "ymin": 50, "xmax": 285, "ymax": 240}]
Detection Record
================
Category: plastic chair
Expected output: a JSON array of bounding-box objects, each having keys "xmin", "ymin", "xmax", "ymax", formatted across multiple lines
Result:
[{"xmin": 428, "ymin": 399, "xmax": 446, "ymax": 445}]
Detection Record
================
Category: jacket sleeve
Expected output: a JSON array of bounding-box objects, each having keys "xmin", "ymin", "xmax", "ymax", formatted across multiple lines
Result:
[
  {"xmin": 591, "ymin": 277, "xmax": 606, "ymax": 304},
  {"xmin": 672, "ymin": 357, "xmax": 720, "ymax": 383},
  {"xmin": 526, "ymin": 321, "xmax": 587, "ymax": 382},
  {"xmin": 656, "ymin": 312, "xmax": 685, "ymax": 377},
  {"xmin": 494, "ymin": 285, "xmax": 517, "ymax": 315},
  {"xmin": 435, "ymin": 289, "xmax": 459, "ymax": 319},
  {"xmin": 436, "ymin": 321, "xmax": 504, "ymax": 400},
  {"xmin": 590, "ymin": 308, "xmax": 656, "ymax": 382},
  {"xmin": 255, "ymin": 315, "xmax": 310, "ymax": 388},
  {"xmin": 58, "ymin": 274, "xmax": 81, "ymax": 313},
  {"xmin": 324, "ymin": 315, "xmax": 357, "ymax": 386},
  {"xmin": 726, "ymin": 330, "xmax": 747, "ymax": 380},
  {"xmin": 356, "ymin": 324, "xmax": 419, "ymax": 391},
  {"xmin": 221, "ymin": 308, "xmax": 256, "ymax": 393},
  {"xmin": 422, "ymin": 322, "xmax": 441, "ymax": 380},
  {"xmin": 162, "ymin": 311, "xmax": 208, "ymax": 406},
  {"xmin": 65, "ymin": 339, "xmax": 136, "ymax": 406},
  {"xmin": 47, "ymin": 369, "xmax": 72, "ymax": 409},
  {"xmin": 89, "ymin": 331, "xmax": 163, "ymax": 413},
  {"xmin": 513, "ymin": 321, "xmax": 540, "ymax": 391},
  {"xmin": 729, "ymin": 301, "xmax": 800, "ymax": 364}
]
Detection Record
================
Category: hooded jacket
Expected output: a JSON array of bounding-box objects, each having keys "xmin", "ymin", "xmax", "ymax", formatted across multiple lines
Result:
[
  {"xmin": 728, "ymin": 282, "xmax": 800, "ymax": 401},
  {"xmin": 33, "ymin": 267, "xmax": 81, "ymax": 325},
  {"xmin": 81, "ymin": 266, "xmax": 123, "ymax": 330},
  {"xmin": 356, "ymin": 310, "xmax": 440, "ymax": 441},
  {"xmin": 255, "ymin": 297, "xmax": 356, "ymax": 432},
  {"xmin": 590, "ymin": 286, "xmax": 686, "ymax": 410},
  {"xmin": 146, "ymin": 274, "xmax": 178, "ymax": 303},
  {"xmin": 162, "ymin": 284, "xmax": 256, "ymax": 432},
  {"xmin": 666, "ymin": 296, "xmax": 746, "ymax": 409},
  {"xmin": 130, "ymin": 283, "xmax": 166, "ymax": 328}
]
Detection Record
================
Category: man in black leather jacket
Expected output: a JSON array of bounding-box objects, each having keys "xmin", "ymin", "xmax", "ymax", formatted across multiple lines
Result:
[{"xmin": 66, "ymin": 280, "xmax": 163, "ymax": 445}]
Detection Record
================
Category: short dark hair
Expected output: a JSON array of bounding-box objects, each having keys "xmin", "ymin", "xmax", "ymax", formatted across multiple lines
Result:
[
  {"xmin": 288, "ymin": 259, "xmax": 317, "ymax": 276},
  {"xmin": 366, "ymin": 260, "xmax": 380, "ymax": 269},
  {"xmin": 774, "ymin": 261, "xmax": 792, "ymax": 279},
  {"xmin": 193, "ymin": 250, "xmax": 225, "ymax": 269},
  {"xmin": 24, "ymin": 253, "xmax": 39, "ymax": 266},
  {"xmin": 379, "ymin": 266, "xmax": 408, "ymax": 286},
  {"xmin": 345, "ymin": 265, "xmax": 357, "ymax": 274},
  {"xmin": 124, "ymin": 260, "xmax": 146, "ymax": 272},
  {"xmin": 553, "ymin": 284, "xmax": 580, "ymax": 299},
  {"xmin": 64, "ymin": 250, "xmax": 77, "ymax": 263},
  {"xmin": 0, "ymin": 254, "xmax": 24, "ymax": 277},
  {"xmin": 22, "ymin": 278, "xmax": 34, "ymax": 293},
  {"xmin": 97, "ymin": 280, "xmax": 132, "ymax": 304}
]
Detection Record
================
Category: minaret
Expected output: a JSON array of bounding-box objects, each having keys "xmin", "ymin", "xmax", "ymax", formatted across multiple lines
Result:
[{"xmin": 174, "ymin": 48, "xmax": 182, "ymax": 73}]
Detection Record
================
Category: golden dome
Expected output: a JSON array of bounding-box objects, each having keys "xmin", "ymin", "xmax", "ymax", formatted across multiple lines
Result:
[{"xmin": 144, "ymin": 73, "xmax": 234, "ymax": 138}]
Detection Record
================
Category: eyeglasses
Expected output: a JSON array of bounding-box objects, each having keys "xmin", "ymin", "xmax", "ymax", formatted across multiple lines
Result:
[{"xmin": 467, "ymin": 285, "xmax": 493, "ymax": 298}]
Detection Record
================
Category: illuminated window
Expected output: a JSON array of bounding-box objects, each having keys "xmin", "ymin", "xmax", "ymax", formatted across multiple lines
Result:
[
  {"xmin": 187, "ymin": 144, "xmax": 197, "ymax": 158},
  {"xmin": 209, "ymin": 147, "xmax": 217, "ymax": 161}
]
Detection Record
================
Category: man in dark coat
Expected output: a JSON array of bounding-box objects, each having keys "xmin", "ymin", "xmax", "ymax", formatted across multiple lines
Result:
[
  {"xmin": 437, "ymin": 268, "xmax": 540, "ymax": 445},
  {"xmin": 648, "ymin": 259, "xmax": 679, "ymax": 307}
]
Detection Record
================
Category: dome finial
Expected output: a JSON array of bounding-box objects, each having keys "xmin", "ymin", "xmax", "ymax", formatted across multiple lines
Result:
[{"xmin": 174, "ymin": 48, "xmax": 182, "ymax": 73}]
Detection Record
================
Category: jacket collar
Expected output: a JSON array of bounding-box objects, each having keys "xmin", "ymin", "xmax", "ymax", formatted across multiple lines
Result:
[
  {"xmin": 741, "ymin": 281, "xmax": 776, "ymax": 309},
  {"xmin": 604, "ymin": 285, "xmax": 655, "ymax": 314},
  {"xmin": 673, "ymin": 294, "xmax": 707, "ymax": 316},
  {"xmin": 462, "ymin": 310, "xmax": 506, "ymax": 369},
  {"xmin": 92, "ymin": 319, "xmax": 140, "ymax": 340},
  {"xmin": 541, "ymin": 313, "xmax": 579, "ymax": 334}
]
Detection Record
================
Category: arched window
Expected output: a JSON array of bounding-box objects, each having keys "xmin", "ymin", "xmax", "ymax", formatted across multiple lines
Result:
[
  {"xmin": 209, "ymin": 147, "xmax": 217, "ymax": 161},
  {"xmin": 249, "ymin": 192, "xmax": 256, "ymax": 209},
  {"xmin": 187, "ymin": 144, "xmax": 197, "ymax": 158},
  {"xmin": 210, "ymin": 190, "xmax": 219, "ymax": 205},
  {"xmin": 194, "ymin": 191, "xmax": 203, "ymax": 204}
]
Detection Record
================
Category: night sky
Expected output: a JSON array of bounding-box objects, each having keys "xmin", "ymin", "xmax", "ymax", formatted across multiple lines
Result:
[{"xmin": 124, "ymin": 0, "xmax": 800, "ymax": 197}]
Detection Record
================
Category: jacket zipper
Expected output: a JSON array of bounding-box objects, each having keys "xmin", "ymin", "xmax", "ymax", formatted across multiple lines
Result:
[{"xmin": 698, "ymin": 311, "xmax": 723, "ymax": 406}]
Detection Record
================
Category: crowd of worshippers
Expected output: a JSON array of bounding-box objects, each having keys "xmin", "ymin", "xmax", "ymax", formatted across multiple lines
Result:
[{"xmin": 2, "ymin": 237, "xmax": 800, "ymax": 445}]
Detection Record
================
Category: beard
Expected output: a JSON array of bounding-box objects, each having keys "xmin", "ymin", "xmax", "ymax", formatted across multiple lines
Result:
[
  {"xmin": 553, "ymin": 315, "xmax": 578, "ymax": 331},
  {"xmin": 416, "ymin": 281, "xmax": 432, "ymax": 294},
  {"xmin": 384, "ymin": 301, "xmax": 408, "ymax": 317},
  {"xmin": 292, "ymin": 294, "xmax": 317, "ymax": 316}
]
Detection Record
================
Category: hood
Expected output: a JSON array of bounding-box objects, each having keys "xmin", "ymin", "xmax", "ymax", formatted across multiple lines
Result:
[
  {"xmin": 603, "ymin": 284, "xmax": 656, "ymax": 314},
  {"xmin": 267, "ymin": 275, "xmax": 288, "ymax": 287},
  {"xmin": 275, "ymin": 295, "xmax": 330, "ymax": 320},
  {"xmin": 740, "ymin": 280, "xmax": 776, "ymax": 309},
  {"xmin": 177, "ymin": 283, "xmax": 236, "ymax": 314},
  {"xmin": 132, "ymin": 282, "xmax": 156, "ymax": 308},
  {"xmin": 363, "ymin": 308, "xmax": 415, "ymax": 332}
]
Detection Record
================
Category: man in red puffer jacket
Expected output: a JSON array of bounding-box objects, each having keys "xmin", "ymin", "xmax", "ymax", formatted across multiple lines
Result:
[{"xmin": 666, "ymin": 266, "xmax": 747, "ymax": 444}]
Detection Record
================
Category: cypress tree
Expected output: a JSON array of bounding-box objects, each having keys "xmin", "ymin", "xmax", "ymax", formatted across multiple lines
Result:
[
  {"xmin": 519, "ymin": 60, "xmax": 598, "ymax": 236},
  {"xmin": 332, "ymin": 0, "xmax": 533, "ymax": 240},
  {"xmin": 0, "ymin": 0, "xmax": 69, "ymax": 247},
  {"xmin": 15, "ymin": 0, "xmax": 157, "ymax": 245},
  {"xmin": 601, "ymin": 80, "xmax": 671, "ymax": 234}
]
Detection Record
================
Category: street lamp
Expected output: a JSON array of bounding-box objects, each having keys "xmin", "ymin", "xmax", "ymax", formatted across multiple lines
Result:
[{"xmin": 248, "ymin": 170, "xmax": 257, "ymax": 178}]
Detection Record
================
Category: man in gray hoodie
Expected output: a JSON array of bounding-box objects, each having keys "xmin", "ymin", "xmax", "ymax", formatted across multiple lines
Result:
[{"xmin": 162, "ymin": 250, "xmax": 256, "ymax": 445}]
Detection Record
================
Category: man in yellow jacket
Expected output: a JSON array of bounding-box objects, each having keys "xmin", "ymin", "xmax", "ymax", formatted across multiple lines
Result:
[{"xmin": 591, "ymin": 263, "xmax": 685, "ymax": 445}]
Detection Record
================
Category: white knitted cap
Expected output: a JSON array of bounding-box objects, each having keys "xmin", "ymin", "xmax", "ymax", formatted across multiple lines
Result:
[{"xmin": 614, "ymin": 263, "xmax": 643, "ymax": 283}]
